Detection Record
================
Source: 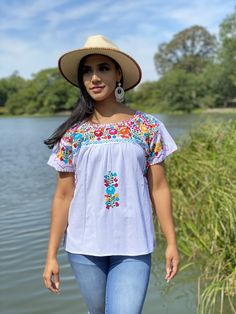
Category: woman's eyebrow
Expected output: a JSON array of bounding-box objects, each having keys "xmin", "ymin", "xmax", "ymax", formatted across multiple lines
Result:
[
  {"xmin": 98, "ymin": 62, "xmax": 110, "ymax": 67},
  {"xmin": 83, "ymin": 62, "xmax": 111, "ymax": 67},
  {"xmin": 82, "ymin": 64, "xmax": 91, "ymax": 69}
]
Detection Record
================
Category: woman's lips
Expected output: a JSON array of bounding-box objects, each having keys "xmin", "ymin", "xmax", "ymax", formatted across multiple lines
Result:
[{"xmin": 90, "ymin": 86, "xmax": 105, "ymax": 93}]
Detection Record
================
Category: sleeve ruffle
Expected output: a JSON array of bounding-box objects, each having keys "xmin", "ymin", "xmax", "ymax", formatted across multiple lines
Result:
[
  {"xmin": 47, "ymin": 129, "xmax": 75, "ymax": 172},
  {"xmin": 146, "ymin": 118, "xmax": 177, "ymax": 169}
]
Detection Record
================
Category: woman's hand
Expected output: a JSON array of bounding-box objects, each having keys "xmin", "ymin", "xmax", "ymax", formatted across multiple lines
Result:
[
  {"xmin": 165, "ymin": 244, "xmax": 180, "ymax": 282},
  {"xmin": 43, "ymin": 258, "xmax": 61, "ymax": 294}
]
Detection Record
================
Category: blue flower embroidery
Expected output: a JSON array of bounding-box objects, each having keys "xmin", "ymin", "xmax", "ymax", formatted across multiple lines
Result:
[{"xmin": 104, "ymin": 171, "xmax": 119, "ymax": 209}]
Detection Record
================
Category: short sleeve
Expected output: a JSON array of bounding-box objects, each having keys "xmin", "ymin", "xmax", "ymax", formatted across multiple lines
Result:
[
  {"xmin": 47, "ymin": 129, "xmax": 75, "ymax": 172},
  {"xmin": 147, "ymin": 119, "xmax": 177, "ymax": 168}
]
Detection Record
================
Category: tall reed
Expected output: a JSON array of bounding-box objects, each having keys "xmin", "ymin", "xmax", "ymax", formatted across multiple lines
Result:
[{"xmin": 165, "ymin": 119, "xmax": 236, "ymax": 313}]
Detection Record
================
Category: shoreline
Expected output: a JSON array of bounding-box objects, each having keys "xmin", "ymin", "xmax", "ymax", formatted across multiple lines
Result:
[
  {"xmin": 0, "ymin": 107, "xmax": 236, "ymax": 118},
  {"xmin": 202, "ymin": 107, "xmax": 236, "ymax": 113}
]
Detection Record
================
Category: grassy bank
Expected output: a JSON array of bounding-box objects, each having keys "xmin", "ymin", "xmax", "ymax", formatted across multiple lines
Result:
[{"xmin": 165, "ymin": 119, "xmax": 236, "ymax": 313}]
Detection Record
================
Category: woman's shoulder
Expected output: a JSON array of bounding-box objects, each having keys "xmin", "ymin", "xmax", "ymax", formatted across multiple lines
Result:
[
  {"xmin": 58, "ymin": 121, "xmax": 84, "ymax": 146},
  {"xmin": 137, "ymin": 111, "xmax": 164, "ymax": 128},
  {"xmin": 63, "ymin": 120, "xmax": 84, "ymax": 136}
]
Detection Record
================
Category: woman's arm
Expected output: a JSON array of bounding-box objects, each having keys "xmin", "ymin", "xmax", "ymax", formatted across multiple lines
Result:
[
  {"xmin": 43, "ymin": 172, "xmax": 75, "ymax": 294},
  {"xmin": 147, "ymin": 161, "xmax": 180, "ymax": 282}
]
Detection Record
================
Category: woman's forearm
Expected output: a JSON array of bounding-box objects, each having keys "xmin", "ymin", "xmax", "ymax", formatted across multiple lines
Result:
[
  {"xmin": 148, "ymin": 165, "xmax": 180, "ymax": 281},
  {"xmin": 46, "ymin": 195, "xmax": 72, "ymax": 259},
  {"xmin": 151, "ymin": 185, "xmax": 177, "ymax": 246}
]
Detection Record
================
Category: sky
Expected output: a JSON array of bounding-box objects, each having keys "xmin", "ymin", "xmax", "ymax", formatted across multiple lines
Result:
[{"xmin": 0, "ymin": 0, "xmax": 235, "ymax": 83}]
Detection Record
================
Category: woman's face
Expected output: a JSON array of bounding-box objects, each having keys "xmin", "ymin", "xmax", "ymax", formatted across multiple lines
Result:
[{"xmin": 82, "ymin": 54, "xmax": 121, "ymax": 103}]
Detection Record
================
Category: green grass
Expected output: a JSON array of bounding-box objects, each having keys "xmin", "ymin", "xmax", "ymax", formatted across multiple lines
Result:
[
  {"xmin": 164, "ymin": 119, "xmax": 236, "ymax": 313},
  {"xmin": 0, "ymin": 107, "xmax": 7, "ymax": 115}
]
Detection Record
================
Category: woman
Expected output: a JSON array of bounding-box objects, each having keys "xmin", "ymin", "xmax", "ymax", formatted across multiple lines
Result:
[{"xmin": 43, "ymin": 34, "xmax": 180, "ymax": 314}]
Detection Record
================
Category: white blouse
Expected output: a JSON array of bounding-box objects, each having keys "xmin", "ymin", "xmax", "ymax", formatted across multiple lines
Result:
[{"xmin": 47, "ymin": 110, "xmax": 177, "ymax": 256}]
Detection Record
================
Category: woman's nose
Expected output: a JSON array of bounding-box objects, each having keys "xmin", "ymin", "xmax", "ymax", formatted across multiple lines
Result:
[{"xmin": 91, "ymin": 72, "xmax": 101, "ymax": 82}]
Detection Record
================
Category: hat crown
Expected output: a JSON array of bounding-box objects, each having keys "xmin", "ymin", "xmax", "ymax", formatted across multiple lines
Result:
[{"xmin": 84, "ymin": 35, "xmax": 119, "ymax": 50}]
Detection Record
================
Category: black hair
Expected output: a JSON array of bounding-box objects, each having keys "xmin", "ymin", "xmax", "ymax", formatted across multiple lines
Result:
[{"xmin": 44, "ymin": 54, "xmax": 123, "ymax": 149}]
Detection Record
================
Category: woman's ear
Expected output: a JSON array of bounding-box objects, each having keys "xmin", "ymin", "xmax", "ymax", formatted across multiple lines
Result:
[{"xmin": 116, "ymin": 68, "xmax": 122, "ymax": 82}]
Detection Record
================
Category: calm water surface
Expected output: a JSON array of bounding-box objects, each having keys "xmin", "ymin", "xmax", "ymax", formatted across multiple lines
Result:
[{"xmin": 0, "ymin": 113, "xmax": 234, "ymax": 314}]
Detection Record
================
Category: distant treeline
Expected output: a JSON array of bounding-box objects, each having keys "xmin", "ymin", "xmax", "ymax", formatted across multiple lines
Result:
[{"xmin": 1, "ymin": 7, "xmax": 236, "ymax": 115}]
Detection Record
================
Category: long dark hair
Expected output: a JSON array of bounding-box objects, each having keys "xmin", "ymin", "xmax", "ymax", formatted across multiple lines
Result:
[{"xmin": 44, "ymin": 54, "xmax": 123, "ymax": 149}]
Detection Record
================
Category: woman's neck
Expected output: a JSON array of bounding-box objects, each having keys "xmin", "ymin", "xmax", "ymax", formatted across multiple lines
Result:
[{"xmin": 89, "ymin": 101, "xmax": 135, "ymax": 124}]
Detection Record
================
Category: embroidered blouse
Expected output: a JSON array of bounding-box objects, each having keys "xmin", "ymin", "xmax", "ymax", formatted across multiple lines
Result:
[{"xmin": 47, "ymin": 110, "xmax": 177, "ymax": 256}]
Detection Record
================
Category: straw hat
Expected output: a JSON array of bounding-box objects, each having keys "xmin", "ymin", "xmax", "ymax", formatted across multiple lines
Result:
[{"xmin": 58, "ymin": 34, "xmax": 142, "ymax": 91}]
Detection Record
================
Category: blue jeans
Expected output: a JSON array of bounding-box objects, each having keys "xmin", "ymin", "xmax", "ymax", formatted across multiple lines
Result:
[{"xmin": 67, "ymin": 252, "xmax": 152, "ymax": 314}]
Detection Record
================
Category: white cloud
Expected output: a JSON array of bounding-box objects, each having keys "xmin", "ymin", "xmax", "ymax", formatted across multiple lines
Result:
[
  {"xmin": 0, "ymin": 36, "xmax": 57, "ymax": 78},
  {"xmin": 168, "ymin": 5, "xmax": 225, "ymax": 34},
  {"xmin": 0, "ymin": 0, "xmax": 67, "ymax": 20},
  {"xmin": 0, "ymin": 0, "xmax": 235, "ymax": 80},
  {"xmin": 45, "ymin": 0, "xmax": 111, "ymax": 30}
]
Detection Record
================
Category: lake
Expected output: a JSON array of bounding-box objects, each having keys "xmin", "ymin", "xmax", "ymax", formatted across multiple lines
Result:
[{"xmin": 0, "ymin": 112, "xmax": 235, "ymax": 314}]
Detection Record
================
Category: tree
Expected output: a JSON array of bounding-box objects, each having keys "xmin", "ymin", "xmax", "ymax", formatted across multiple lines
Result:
[
  {"xmin": 156, "ymin": 69, "xmax": 203, "ymax": 112},
  {"xmin": 0, "ymin": 72, "xmax": 26, "ymax": 107},
  {"xmin": 5, "ymin": 68, "xmax": 79, "ymax": 114},
  {"xmin": 126, "ymin": 81, "xmax": 161, "ymax": 111},
  {"xmin": 219, "ymin": 7, "xmax": 236, "ymax": 63},
  {"xmin": 217, "ymin": 7, "xmax": 236, "ymax": 105},
  {"xmin": 154, "ymin": 25, "xmax": 217, "ymax": 75},
  {"xmin": 31, "ymin": 68, "xmax": 78, "ymax": 114}
]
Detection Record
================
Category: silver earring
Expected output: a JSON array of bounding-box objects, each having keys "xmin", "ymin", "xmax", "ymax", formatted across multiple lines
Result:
[{"xmin": 115, "ymin": 82, "xmax": 125, "ymax": 103}]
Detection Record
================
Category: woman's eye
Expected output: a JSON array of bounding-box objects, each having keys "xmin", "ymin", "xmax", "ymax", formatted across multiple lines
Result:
[
  {"xmin": 82, "ymin": 68, "xmax": 91, "ymax": 74},
  {"xmin": 99, "ymin": 66, "xmax": 110, "ymax": 72}
]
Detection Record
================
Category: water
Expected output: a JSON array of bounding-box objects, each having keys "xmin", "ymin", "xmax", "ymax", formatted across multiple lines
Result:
[{"xmin": 0, "ymin": 113, "xmax": 234, "ymax": 314}]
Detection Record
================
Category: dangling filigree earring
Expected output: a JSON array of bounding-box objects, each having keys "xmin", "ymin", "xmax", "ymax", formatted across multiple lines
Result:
[{"xmin": 115, "ymin": 82, "xmax": 125, "ymax": 103}]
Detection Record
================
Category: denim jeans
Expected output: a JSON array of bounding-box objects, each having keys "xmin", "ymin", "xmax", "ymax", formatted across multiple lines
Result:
[{"xmin": 67, "ymin": 252, "xmax": 152, "ymax": 314}]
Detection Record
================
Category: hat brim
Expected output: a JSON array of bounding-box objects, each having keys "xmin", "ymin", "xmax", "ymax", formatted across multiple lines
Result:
[{"xmin": 58, "ymin": 47, "xmax": 142, "ymax": 91}]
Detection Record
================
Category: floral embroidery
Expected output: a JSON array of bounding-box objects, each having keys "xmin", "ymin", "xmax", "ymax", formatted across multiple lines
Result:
[
  {"xmin": 56, "ymin": 112, "xmax": 172, "ymax": 174},
  {"xmin": 71, "ymin": 114, "xmax": 153, "ymax": 154},
  {"xmin": 56, "ymin": 129, "xmax": 73, "ymax": 165},
  {"xmin": 72, "ymin": 125, "xmax": 133, "ymax": 151},
  {"xmin": 104, "ymin": 171, "xmax": 119, "ymax": 209},
  {"xmin": 57, "ymin": 146, "xmax": 73, "ymax": 164},
  {"xmin": 149, "ymin": 140, "xmax": 163, "ymax": 158}
]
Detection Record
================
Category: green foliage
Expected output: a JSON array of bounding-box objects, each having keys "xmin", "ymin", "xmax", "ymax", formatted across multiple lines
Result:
[
  {"xmin": 155, "ymin": 69, "xmax": 204, "ymax": 112},
  {"xmin": 154, "ymin": 25, "xmax": 217, "ymax": 75},
  {"xmin": 4, "ymin": 68, "xmax": 79, "ymax": 115},
  {"xmin": 219, "ymin": 7, "xmax": 236, "ymax": 64},
  {"xmin": 199, "ymin": 63, "xmax": 236, "ymax": 107},
  {"xmin": 126, "ymin": 81, "xmax": 162, "ymax": 113},
  {"xmin": 166, "ymin": 120, "xmax": 236, "ymax": 313},
  {"xmin": 0, "ymin": 72, "xmax": 26, "ymax": 107},
  {"xmin": 216, "ymin": 7, "xmax": 236, "ymax": 106},
  {"xmin": 1, "ymin": 8, "xmax": 236, "ymax": 115}
]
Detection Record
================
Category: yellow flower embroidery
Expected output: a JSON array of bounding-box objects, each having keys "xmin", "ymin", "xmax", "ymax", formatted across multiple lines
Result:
[
  {"xmin": 57, "ymin": 149, "xmax": 64, "ymax": 159},
  {"xmin": 154, "ymin": 142, "xmax": 162, "ymax": 153},
  {"xmin": 140, "ymin": 124, "xmax": 148, "ymax": 132}
]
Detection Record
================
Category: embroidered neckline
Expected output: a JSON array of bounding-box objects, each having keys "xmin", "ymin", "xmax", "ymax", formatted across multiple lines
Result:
[{"xmin": 83, "ymin": 110, "xmax": 141, "ymax": 128}]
